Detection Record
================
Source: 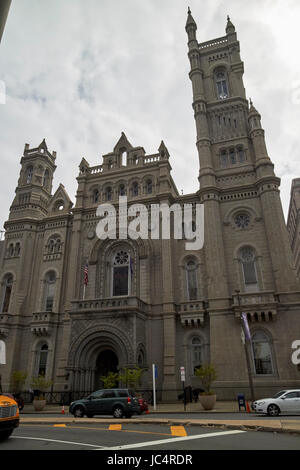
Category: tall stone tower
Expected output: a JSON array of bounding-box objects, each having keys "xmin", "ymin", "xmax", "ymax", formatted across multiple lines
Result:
[{"xmin": 186, "ymin": 10, "xmax": 300, "ymax": 395}]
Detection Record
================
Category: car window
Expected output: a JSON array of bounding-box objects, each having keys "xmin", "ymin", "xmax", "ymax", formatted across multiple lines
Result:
[
  {"xmin": 117, "ymin": 390, "xmax": 128, "ymax": 397},
  {"xmin": 273, "ymin": 391, "xmax": 286, "ymax": 398},
  {"xmin": 284, "ymin": 392, "xmax": 298, "ymax": 399},
  {"xmin": 90, "ymin": 391, "xmax": 104, "ymax": 399},
  {"xmin": 102, "ymin": 390, "xmax": 116, "ymax": 398}
]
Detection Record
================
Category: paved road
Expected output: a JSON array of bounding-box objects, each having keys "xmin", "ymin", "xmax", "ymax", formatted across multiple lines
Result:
[{"xmin": 2, "ymin": 422, "xmax": 300, "ymax": 451}]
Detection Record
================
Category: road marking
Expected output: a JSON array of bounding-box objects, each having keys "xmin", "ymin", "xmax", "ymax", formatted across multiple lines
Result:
[
  {"xmin": 53, "ymin": 424, "xmax": 66, "ymax": 428},
  {"xmin": 96, "ymin": 429, "xmax": 246, "ymax": 450},
  {"xmin": 109, "ymin": 424, "xmax": 122, "ymax": 431},
  {"xmin": 21, "ymin": 423, "xmax": 172, "ymax": 436},
  {"xmin": 13, "ymin": 436, "xmax": 105, "ymax": 448},
  {"xmin": 170, "ymin": 425, "xmax": 187, "ymax": 436}
]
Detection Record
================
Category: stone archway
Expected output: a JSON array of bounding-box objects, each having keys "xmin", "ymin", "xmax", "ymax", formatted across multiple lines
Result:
[
  {"xmin": 95, "ymin": 349, "xmax": 119, "ymax": 389},
  {"xmin": 68, "ymin": 323, "xmax": 134, "ymax": 392}
]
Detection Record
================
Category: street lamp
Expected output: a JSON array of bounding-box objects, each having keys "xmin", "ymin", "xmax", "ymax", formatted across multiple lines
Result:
[{"xmin": 235, "ymin": 289, "xmax": 255, "ymax": 403}]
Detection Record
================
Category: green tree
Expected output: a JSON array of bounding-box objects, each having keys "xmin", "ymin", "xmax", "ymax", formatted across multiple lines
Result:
[
  {"xmin": 10, "ymin": 370, "xmax": 27, "ymax": 393},
  {"xmin": 118, "ymin": 367, "xmax": 144, "ymax": 388},
  {"xmin": 30, "ymin": 375, "xmax": 53, "ymax": 400},
  {"xmin": 100, "ymin": 372, "xmax": 119, "ymax": 389}
]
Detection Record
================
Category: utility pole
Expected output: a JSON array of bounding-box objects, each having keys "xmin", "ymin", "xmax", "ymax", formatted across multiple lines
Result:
[{"xmin": 235, "ymin": 289, "xmax": 255, "ymax": 403}]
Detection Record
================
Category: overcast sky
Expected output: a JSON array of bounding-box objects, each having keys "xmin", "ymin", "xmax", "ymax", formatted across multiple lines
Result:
[{"xmin": 0, "ymin": 0, "xmax": 300, "ymax": 232}]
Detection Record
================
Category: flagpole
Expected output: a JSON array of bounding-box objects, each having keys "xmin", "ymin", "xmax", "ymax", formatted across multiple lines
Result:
[{"xmin": 235, "ymin": 289, "xmax": 255, "ymax": 403}]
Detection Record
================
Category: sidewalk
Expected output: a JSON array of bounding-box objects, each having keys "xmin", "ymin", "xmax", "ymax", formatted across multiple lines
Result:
[
  {"xmin": 20, "ymin": 401, "xmax": 240, "ymax": 414},
  {"xmin": 19, "ymin": 401, "xmax": 300, "ymax": 435}
]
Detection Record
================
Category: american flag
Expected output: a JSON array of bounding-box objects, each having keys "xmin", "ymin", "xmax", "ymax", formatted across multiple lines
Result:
[
  {"xmin": 242, "ymin": 312, "xmax": 251, "ymax": 342},
  {"xmin": 84, "ymin": 261, "xmax": 89, "ymax": 286}
]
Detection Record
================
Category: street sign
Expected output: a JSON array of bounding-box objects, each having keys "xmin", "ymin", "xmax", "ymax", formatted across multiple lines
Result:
[
  {"xmin": 0, "ymin": 340, "xmax": 6, "ymax": 365},
  {"xmin": 180, "ymin": 366, "xmax": 185, "ymax": 382}
]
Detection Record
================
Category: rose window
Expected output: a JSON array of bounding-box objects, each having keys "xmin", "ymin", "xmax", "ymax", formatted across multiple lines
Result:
[
  {"xmin": 234, "ymin": 213, "xmax": 250, "ymax": 228},
  {"xmin": 114, "ymin": 250, "xmax": 129, "ymax": 266}
]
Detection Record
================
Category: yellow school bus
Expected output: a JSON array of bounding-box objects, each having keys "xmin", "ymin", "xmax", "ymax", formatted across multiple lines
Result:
[{"xmin": 0, "ymin": 394, "xmax": 19, "ymax": 440}]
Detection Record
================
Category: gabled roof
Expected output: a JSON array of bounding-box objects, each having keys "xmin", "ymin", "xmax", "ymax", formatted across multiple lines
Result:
[{"xmin": 48, "ymin": 183, "xmax": 73, "ymax": 214}]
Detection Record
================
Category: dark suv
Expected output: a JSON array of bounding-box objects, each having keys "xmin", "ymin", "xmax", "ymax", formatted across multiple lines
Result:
[{"xmin": 69, "ymin": 389, "xmax": 140, "ymax": 418}]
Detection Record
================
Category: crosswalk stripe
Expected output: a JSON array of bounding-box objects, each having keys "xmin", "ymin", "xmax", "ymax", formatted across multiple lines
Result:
[
  {"xmin": 170, "ymin": 425, "xmax": 187, "ymax": 436},
  {"xmin": 96, "ymin": 430, "xmax": 246, "ymax": 450},
  {"xmin": 109, "ymin": 424, "xmax": 122, "ymax": 431}
]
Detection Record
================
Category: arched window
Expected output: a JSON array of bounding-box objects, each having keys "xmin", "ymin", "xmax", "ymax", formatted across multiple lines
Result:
[
  {"xmin": 132, "ymin": 182, "xmax": 139, "ymax": 197},
  {"xmin": 106, "ymin": 187, "xmax": 112, "ymax": 201},
  {"xmin": 146, "ymin": 179, "xmax": 152, "ymax": 194},
  {"xmin": 215, "ymin": 69, "xmax": 229, "ymax": 99},
  {"xmin": 44, "ymin": 271, "xmax": 56, "ymax": 311},
  {"xmin": 120, "ymin": 150, "xmax": 127, "ymax": 166},
  {"xmin": 14, "ymin": 243, "xmax": 21, "ymax": 256},
  {"xmin": 251, "ymin": 331, "xmax": 274, "ymax": 375},
  {"xmin": 237, "ymin": 147, "xmax": 245, "ymax": 163},
  {"xmin": 240, "ymin": 246, "xmax": 258, "ymax": 289},
  {"xmin": 26, "ymin": 165, "xmax": 33, "ymax": 184},
  {"xmin": 7, "ymin": 243, "xmax": 14, "ymax": 257},
  {"xmin": 220, "ymin": 150, "xmax": 228, "ymax": 168},
  {"xmin": 191, "ymin": 337, "xmax": 203, "ymax": 374},
  {"xmin": 186, "ymin": 259, "xmax": 198, "ymax": 300},
  {"xmin": 38, "ymin": 344, "xmax": 48, "ymax": 376},
  {"xmin": 112, "ymin": 249, "xmax": 132, "ymax": 296},
  {"xmin": 1, "ymin": 274, "xmax": 13, "ymax": 313},
  {"xmin": 92, "ymin": 188, "xmax": 99, "ymax": 203},
  {"xmin": 119, "ymin": 184, "xmax": 126, "ymax": 196},
  {"xmin": 137, "ymin": 349, "xmax": 145, "ymax": 368},
  {"xmin": 229, "ymin": 148, "xmax": 236, "ymax": 164},
  {"xmin": 47, "ymin": 235, "xmax": 61, "ymax": 254},
  {"xmin": 43, "ymin": 169, "xmax": 49, "ymax": 188}
]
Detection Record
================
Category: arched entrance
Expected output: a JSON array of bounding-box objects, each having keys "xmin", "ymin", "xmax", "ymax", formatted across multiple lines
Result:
[{"xmin": 95, "ymin": 349, "xmax": 118, "ymax": 389}]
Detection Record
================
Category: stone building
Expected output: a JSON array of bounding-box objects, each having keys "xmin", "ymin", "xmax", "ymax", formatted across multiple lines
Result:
[
  {"xmin": 0, "ymin": 12, "xmax": 300, "ymax": 400},
  {"xmin": 287, "ymin": 179, "xmax": 300, "ymax": 281}
]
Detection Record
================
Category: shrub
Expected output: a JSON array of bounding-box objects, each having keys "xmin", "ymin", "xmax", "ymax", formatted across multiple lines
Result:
[{"xmin": 194, "ymin": 364, "xmax": 217, "ymax": 395}]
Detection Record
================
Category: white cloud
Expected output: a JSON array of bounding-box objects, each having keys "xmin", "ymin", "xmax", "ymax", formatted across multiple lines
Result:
[{"xmin": 0, "ymin": 0, "xmax": 299, "ymax": 231}]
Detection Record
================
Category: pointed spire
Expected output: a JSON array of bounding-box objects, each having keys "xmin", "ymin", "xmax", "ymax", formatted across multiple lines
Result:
[
  {"xmin": 248, "ymin": 98, "xmax": 260, "ymax": 116},
  {"xmin": 39, "ymin": 138, "xmax": 48, "ymax": 151},
  {"xmin": 226, "ymin": 15, "xmax": 235, "ymax": 34},
  {"xmin": 185, "ymin": 6, "xmax": 197, "ymax": 31},
  {"xmin": 158, "ymin": 140, "xmax": 169, "ymax": 159}
]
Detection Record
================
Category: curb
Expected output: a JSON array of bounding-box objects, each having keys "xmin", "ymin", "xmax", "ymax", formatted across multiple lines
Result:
[{"xmin": 19, "ymin": 416, "xmax": 300, "ymax": 435}]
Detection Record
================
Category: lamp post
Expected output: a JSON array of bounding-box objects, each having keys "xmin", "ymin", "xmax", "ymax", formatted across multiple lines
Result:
[{"xmin": 235, "ymin": 289, "xmax": 255, "ymax": 403}]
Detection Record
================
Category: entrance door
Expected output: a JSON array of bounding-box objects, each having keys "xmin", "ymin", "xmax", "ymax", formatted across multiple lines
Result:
[{"xmin": 95, "ymin": 350, "xmax": 118, "ymax": 390}]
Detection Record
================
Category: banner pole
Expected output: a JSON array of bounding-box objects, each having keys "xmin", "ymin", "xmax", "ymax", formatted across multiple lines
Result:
[{"xmin": 152, "ymin": 364, "xmax": 157, "ymax": 411}]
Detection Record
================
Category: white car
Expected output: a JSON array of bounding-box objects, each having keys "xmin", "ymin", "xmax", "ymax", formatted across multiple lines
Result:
[{"xmin": 252, "ymin": 390, "xmax": 300, "ymax": 416}]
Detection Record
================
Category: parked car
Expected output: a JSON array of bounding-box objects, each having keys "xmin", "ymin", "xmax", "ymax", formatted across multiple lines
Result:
[
  {"xmin": 0, "ymin": 394, "xmax": 19, "ymax": 440},
  {"xmin": 69, "ymin": 388, "xmax": 140, "ymax": 418},
  {"xmin": 252, "ymin": 389, "xmax": 300, "ymax": 416},
  {"xmin": 137, "ymin": 397, "xmax": 148, "ymax": 414}
]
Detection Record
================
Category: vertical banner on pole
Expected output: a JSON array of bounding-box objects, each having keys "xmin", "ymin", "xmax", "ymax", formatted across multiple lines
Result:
[
  {"xmin": 180, "ymin": 366, "xmax": 186, "ymax": 411},
  {"xmin": 152, "ymin": 364, "xmax": 157, "ymax": 411},
  {"xmin": 0, "ymin": 340, "xmax": 6, "ymax": 365}
]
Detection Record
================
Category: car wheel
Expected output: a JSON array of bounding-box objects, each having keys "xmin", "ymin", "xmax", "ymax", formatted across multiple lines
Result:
[
  {"xmin": 267, "ymin": 404, "xmax": 280, "ymax": 417},
  {"xmin": 113, "ymin": 406, "xmax": 124, "ymax": 418},
  {"xmin": 73, "ymin": 406, "xmax": 85, "ymax": 418},
  {"xmin": 0, "ymin": 430, "xmax": 13, "ymax": 441}
]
